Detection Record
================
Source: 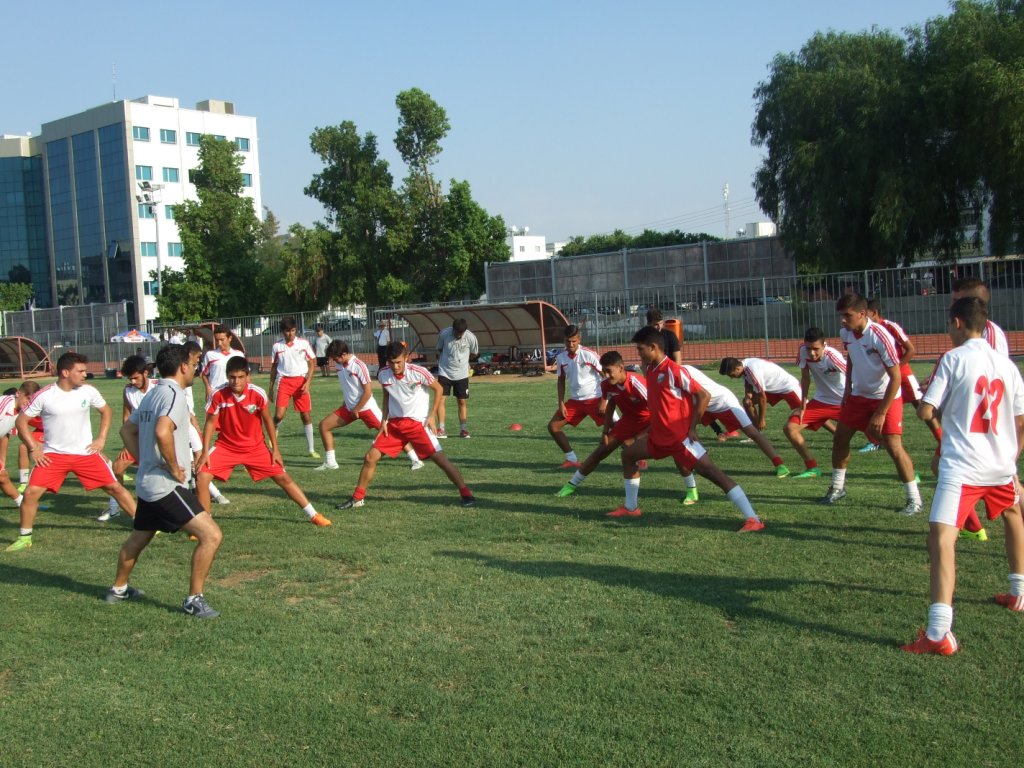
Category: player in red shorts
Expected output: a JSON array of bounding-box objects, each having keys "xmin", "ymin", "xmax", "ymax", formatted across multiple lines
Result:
[
  {"xmin": 0, "ymin": 388, "xmax": 31, "ymax": 509},
  {"xmin": 196, "ymin": 356, "xmax": 331, "ymax": 527},
  {"xmin": 334, "ymin": 341, "xmax": 475, "ymax": 509},
  {"xmin": 546, "ymin": 324, "xmax": 608, "ymax": 468},
  {"xmin": 612, "ymin": 327, "xmax": 764, "ymax": 532},
  {"xmin": 784, "ymin": 327, "xmax": 846, "ymax": 479},
  {"xmin": 556, "ymin": 351, "xmax": 649, "ymax": 497},
  {"xmin": 269, "ymin": 316, "xmax": 319, "ymax": 459},
  {"xmin": 901, "ymin": 297, "xmax": 1024, "ymax": 655},
  {"xmin": 719, "ymin": 357, "xmax": 802, "ymax": 470},
  {"xmin": 5, "ymin": 352, "xmax": 136, "ymax": 552},
  {"xmin": 14, "ymin": 380, "xmax": 41, "ymax": 490}
]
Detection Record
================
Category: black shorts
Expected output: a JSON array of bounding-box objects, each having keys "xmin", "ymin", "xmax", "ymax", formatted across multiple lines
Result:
[
  {"xmin": 438, "ymin": 376, "xmax": 470, "ymax": 399},
  {"xmin": 316, "ymin": 356, "xmax": 328, "ymax": 367},
  {"xmin": 134, "ymin": 486, "xmax": 205, "ymax": 533}
]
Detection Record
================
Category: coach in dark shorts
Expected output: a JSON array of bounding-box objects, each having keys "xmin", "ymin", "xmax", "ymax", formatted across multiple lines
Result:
[
  {"xmin": 105, "ymin": 344, "xmax": 224, "ymax": 619},
  {"xmin": 645, "ymin": 307, "xmax": 681, "ymax": 363},
  {"xmin": 435, "ymin": 318, "xmax": 479, "ymax": 438}
]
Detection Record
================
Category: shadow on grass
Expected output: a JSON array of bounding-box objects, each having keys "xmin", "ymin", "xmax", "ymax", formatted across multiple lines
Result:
[
  {"xmin": 437, "ymin": 549, "xmax": 902, "ymax": 647},
  {"xmin": 0, "ymin": 561, "xmax": 179, "ymax": 613}
]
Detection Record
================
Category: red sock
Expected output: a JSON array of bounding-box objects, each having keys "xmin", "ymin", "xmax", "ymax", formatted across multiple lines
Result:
[
  {"xmin": 805, "ymin": 459, "xmax": 818, "ymax": 470},
  {"xmin": 459, "ymin": 486, "xmax": 473, "ymax": 498},
  {"xmin": 353, "ymin": 487, "xmax": 367, "ymax": 500},
  {"xmin": 771, "ymin": 456, "xmax": 783, "ymax": 467},
  {"xmin": 963, "ymin": 509, "xmax": 983, "ymax": 533}
]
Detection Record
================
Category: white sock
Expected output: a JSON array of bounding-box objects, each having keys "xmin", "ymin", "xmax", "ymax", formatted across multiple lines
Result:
[
  {"xmin": 570, "ymin": 470, "xmax": 585, "ymax": 486},
  {"xmin": 18, "ymin": 469, "xmax": 28, "ymax": 484},
  {"xmin": 926, "ymin": 602, "xmax": 953, "ymax": 641},
  {"xmin": 624, "ymin": 478, "xmax": 640, "ymax": 510},
  {"xmin": 12, "ymin": 494, "xmax": 22, "ymax": 507},
  {"xmin": 209, "ymin": 481, "xmax": 222, "ymax": 498},
  {"xmin": 565, "ymin": 451, "xmax": 578, "ymax": 463},
  {"xmin": 684, "ymin": 474, "xmax": 697, "ymax": 489},
  {"xmin": 1009, "ymin": 573, "xmax": 1024, "ymax": 597},
  {"xmin": 108, "ymin": 497, "xmax": 119, "ymax": 510},
  {"xmin": 905, "ymin": 481, "xmax": 921, "ymax": 504},
  {"xmin": 304, "ymin": 424, "xmax": 315, "ymax": 451},
  {"xmin": 831, "ymin": 468, "xmax": 847, "ymax": 490},
  {"xmin": 406, "ymin": 448, "xmax": 419, "ymax": 464},
  {"xmin": 727, "ymin": 486, "xmax": 758, "ymax": 521},
  {"xmin": 110, "ymin": 584, "xmax": 127, "ymax": 595},
  {"xmin": 326, "ymin": 449, "xmax": 337, "ymax": 464},
  {"xmin": 19, "ymin": 528, "xmax": 31, "ymax": 536},
  {"xmin": 302, "ymin": 503, "xmax": 316, "ymax": 519}
]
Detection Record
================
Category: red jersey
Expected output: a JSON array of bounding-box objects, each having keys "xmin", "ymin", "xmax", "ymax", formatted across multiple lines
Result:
[
  {"xmin": 601, "ymin": 371, "xmax": 650, "ymax": 423},
  {"xmin": 206, "ymin": 383, "xmax": 269, "ymax": 451},
  {"xmin": 645, "ymin": 356, "xmax": 701, "ymax": 447}
]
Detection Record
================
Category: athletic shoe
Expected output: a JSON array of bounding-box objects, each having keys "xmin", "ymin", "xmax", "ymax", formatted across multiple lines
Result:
[
  {"xmin": 310, "ymin": 513, "xmax": 332, "ymax": 527},
  {"xmin": 461, "ymin": 495, "xmax": 476, "ymax": 508},
  {"xmin": 556, "ymin": 483, "xmax": 578, "ymax": 498},
  {"xmin": 775, "ymin": 464, "xmax": 791, "ymax": 478},
  {"xmin": 96, "ymin": 507, "xmax": 121, "ymax": 522},
  {"xmin": 559, "ymin": 460, "xmax": 582, "ymax": 469},
  {"xmin": 123, "ymin": 473, "xmax": 134, "ymax": 483},
  {"xmin": 682, "ymin": 487, "xmax": 699, "ymax": 506},
  {"xmin": 900, "ymin": 500, "xmax": 923, "ymax": 516},
  {"xmin": 820, "ymin": 486, "xmax": 847, "ymax": 505},
  {"xmin": 959, "ymin": 528, "xmax": 989, "ymax": 542},
  {"xmin": 5, "ymin": 535, "xmax": 32, "ymax": 552},
  {"xmin": 182, "ymin": 594, "xmax": 220, "ymax": 619},
  {"xmin": 437, "ymin": 427, "xmax": 448, "ymax": 439},
  {"xmin": 792, "ymin": 468, "xmax": 822, "ymax": 479},
  {"xmin": 737, "ymin": 518, "xmax": 765, "ymax": 533},
  {"xmin": 335, "ymin": 497, "xmax": 365, "ymax": 510},
  {"xmin": 717, "ymin": 430, "xmax": 741, "ymax": 442},
  {"xmin": 994, "ymin": 593, "xmax": 1024, "ymax": 611},
  {"xmin": 105, "ymin": 585, "xmax": 145, "ymax": 604},
  {"xmin": 16, "ymin": 483, "xmax": 27, "ymax": 494},
  {"xmin": 606, "ymin": 506, "xmax": 642, "ymax": 518},
  {"xmin": 857, "ymin": 442, "xmax": 880, "ymax": 453},
  {"xmin": 212, "ymin": 494, "xmax": 231, "ymax": 505},
  {"xmin": 637, "ymin": 460, "xmax": 649, "ymax": 471},
  {"xmin": 901, "ymin": 628, "xmax": 958, "ymax": 655},
  {"xmin": 410, "ymin": 460, "xmax": 425, "ymax": 471},
  {"xmin": 308, "ymin": 450, "xmax": 322, "ymax": 459},
  {"xmin": 914, "ymin": 472, "xmax": 921, "ymax": 484},
  {"xmin": 314, "ymin": 462, "xmax": 340, "ymax": 471},
  {"xmin": 460, "ymin": 429, "xmax": 471, "ymax": 439}
]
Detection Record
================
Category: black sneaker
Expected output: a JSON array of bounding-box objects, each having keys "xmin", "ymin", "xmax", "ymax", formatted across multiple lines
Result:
[
  {"xmin": 182, "ymin": 594, "xmax": 220, "ymax": 619},
  {"xmin": 461, "ymin": 494, "xmax": 476, "ymax": 508},
  {"xmin": 820, "ymin": 486, "xmax": 847, "ymax": 505},
  {"xmin": 335, "ymin": 497, "xmax": 365, "ymax": 510},
  {"xmin": 105, "ymin": 585, "xmax": 145, "ymax": 604}
]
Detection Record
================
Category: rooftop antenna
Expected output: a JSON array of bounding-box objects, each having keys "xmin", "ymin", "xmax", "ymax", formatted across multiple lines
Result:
[
  {"xmin": 112, "ymin": 62, "xmax": 117, "ymax": 102},
  {"xmin": 722, "ymin": 182, "xmax": 730, "ymax": 240}
]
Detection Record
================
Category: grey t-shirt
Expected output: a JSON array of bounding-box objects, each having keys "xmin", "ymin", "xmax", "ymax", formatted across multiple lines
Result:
[
  {"xmin": 436, "ymin": 327, "xmax": 479, "ymax": 381},
  {"xmin": 313, "ymin": 333, "xmax": 332, "ymax": 356},
  {"xmin": 128, "ymin": 379, "xmax": 192, "ymax": 502}
]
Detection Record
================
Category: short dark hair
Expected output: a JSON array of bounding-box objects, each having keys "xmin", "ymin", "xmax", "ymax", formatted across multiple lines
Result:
[
  {"xmin": 280, "ymin": 316, "xmax": 297, "ymax": 332},
  {"xmin": 326, "ymin": 339, "xmax": 348, "ymax": 357},
  {"xmin": 599, "ymin": 350, "xmax": 624, "ymax": 367},
  {"xmin": 56, "ymin": 351, "xmax": 88, "ymax": 373},
  {"xmin": 631, "ymin": 326, "xmax": 663, "ymax": 348},
  {"xmin": 225, "ymin": 356, "xmax": 249, "ymax": 375},
  {"xmin": 315, "ymin": 323, "xmax": 324, "ymax": 331},
  {"xmin": 385, "ymin": 340, "xmax": 408, "ymax": 360},
  {"xmin": 564, "ymin": 324, "xmax": 581, "ymax": 339},
  {"xmin": 19, "ymin": 380, "xmax": 40, "ymax": 397},
  {"xmin": 121, "ymin": 355, "xmax": 149, "ymax": 377},
  {"xmin": 951, "ymin": 276, "xmax": 986, "ymax": 294},
  {"xmin": 182, "ymin": 340, "xmax": 202, "ymax": 356},
  {"xmin": 949, "ymin": 296, "xmax": 988, "ymax": 333},
  {"xmin": 2, "ymin": 387, "xmax": 16, "ymax": 397},
  {"xmin": 646, "ymin": 307, "xmax": 664, "ymax": 324},
  {"xmin": 452, "ymin": 318, "xmax": 468, "ymax": 334},
  {"xmin": 213, "ymin": 325, "xmax": 230, "ymax": 336},
  {"xmin": 803, "ymin": 327, "xmax": 826, "ymax": 344},
  {"xmin": 719, "ymin": 357, "xmax": 743, "ymax": 375},
  {"xmin": 866, "ymin": 298, "xmax": 882, "ymax": 314},
  {"xmin": 836, "ymin": 293, "xmax": 867, "ymax": 312},
  {"xmin": 156, "ymin": 345, "xmax": 190, "ymax": 378}
]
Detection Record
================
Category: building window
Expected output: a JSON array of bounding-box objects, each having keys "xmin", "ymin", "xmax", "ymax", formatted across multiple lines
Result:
[
  {"xmin": 162, "ymin": 167, "xmax": 179, "ymax": 183},
  {"xmin": 167, "ymin": 242, "xmax": 183, "ymax": 257},
  {"xmin": 138, "ymin": 203, "xmax": 155, "ymax": 219},
  {"xmin": 519, "ymin": 246, "xmax": 525, "ymax": 252},
  {"xmin": 241, "ymin": 173, "xmax": 253, "ymax": 187},
  {"xmin": 165, "ymin": 205, "xmax": 176, "ymax": 220},
  {"xmin": 235, "ymin": 137, "xmax": 250, "ymax": 151},
  {"xmin": 140, "ymin": 242, "xmax": 158, "ymax": 257},
  {"xmin": 133, "ymin": 126, "xmax": 150, "ymax": 141},
  {"xmin": 144, "ymin": 280, "xmax": 159, "ymax": 296},
  {"xmin": 186, "ymin": 132, "xmax": 201, "ymax": 146},
  {"xmin": 160, "ymin": 129, "xmax": 177, "ymax": 144},
  {"xmin": 135, "ymin": 165, "xmax": 153, "ymax": 181}
]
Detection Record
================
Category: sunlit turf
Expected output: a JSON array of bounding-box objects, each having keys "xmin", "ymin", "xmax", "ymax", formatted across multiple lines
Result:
[{"xmin": 1, "ymin": 366, "xmax": 1022, "ymax": 767}]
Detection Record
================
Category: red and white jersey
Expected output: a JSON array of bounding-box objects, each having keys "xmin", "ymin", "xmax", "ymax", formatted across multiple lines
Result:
[
  {"xmin": 878, "ymin": 319, "xmax": 911, "ymax": 363},
  {"xmin": 272, "ymin": 338, "xmax": 315, "ymax": 378},
  {"xmin": 206, "ymin": 383, "xmax": 269, "ymax": 451},
  {"xmin": 337, "ymin": 356, "xmax": 377, "ymax": 412},
  {"xmin": 797, "ymin": 344, "xmax": 847, "ymax": 406},
  {"xmin": 683, "ymin": 365, "xmax": 740, "ymax": 412},
  {"xmin": 23, "ymin": 383, "xmax": 106, "ymax": 455},
  {"xmin": 123, "ymin": 382, "xmax": 151, "ymax": 412},
  {"xmin": 379, "ymin": 363, "xmax": 434, "ymax": 423},
  {"xmin": 554, "ymin": 346, "xmax": 602, "ymax": 401},
  {"xmin": 985, "ymin": 320, "xmax": 1010, "ymax": 357},
  {"xmin": 646, "ymin": 356, "xmax": 701, "ymax": 446},
  {"xmin": 202, "ymin": 348, "xmax": 244, "ymax": 392},
  {"xmin": 601, "ymin": 372, "xmax": 649, "ymax": 422},
  {"xmin": 742, "ymin": 358, "xmax": 801, "ymax": 397},
  {"xmin": 840, "ymin": 320, "xmax": 900, "ymax": 399},
  {"xmin": 0, "ymin": 394, "xmax": 17, "ymax": 436},
  {"xmin": 923, "ymin": 338, "xmax": 1024, "ymax": 485}
]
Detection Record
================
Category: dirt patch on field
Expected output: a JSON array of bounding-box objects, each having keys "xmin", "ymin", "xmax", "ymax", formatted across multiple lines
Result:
[{"xmin": 213, "ymin": 568, "xmax": 275, "ymax": 588}]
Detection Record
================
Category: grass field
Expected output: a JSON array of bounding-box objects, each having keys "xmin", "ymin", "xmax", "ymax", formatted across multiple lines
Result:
[{"xmin": 2, "ymin": 366, "xmax": 1023, "ymax": 767}]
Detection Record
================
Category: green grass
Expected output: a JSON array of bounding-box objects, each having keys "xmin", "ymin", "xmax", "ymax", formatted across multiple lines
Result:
[{"xmin": 2, "ymin": 366, "xmax": 1023, "ymax": 767}]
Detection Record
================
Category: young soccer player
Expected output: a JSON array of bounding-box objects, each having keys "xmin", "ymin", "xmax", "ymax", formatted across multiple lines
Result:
[
  {"xmin": 201, "ymin": 325, "xmax": 244, "ymax": 400},
  {"xmin": 335, "ymin": 341, "xmax": 475, "ymax": 509},
  {"xmin": 107, "ymin": 344, "xmax": 225, "ymax": 619},
  {"xmin": 269, "ymin": 316, "xmax": 319, "ymax": 458},
  {"xmin": 784, "ymin": 328, "xmax": 846, "ymax": 479},
  {"xmin": 314, "ymin": 340, "xmax": 423, "ymax": 471},
  {"xmin": 435, "ymin": 318, "xmax": 479, "ymax": 438},
  {"xmin": 822, "ymin": 293, "xmax": 921, "ymax": 514},
  {"xmin": 719, "ymin": 357, "xmax": 798, "ymax": 477},
  {"xmin": 195, "ymin": 356, "xmax": 331, "ymax": 527},
  {"xmin": 612, "ymin": 327, "xmax": 764, "ymax": 532},
  {"xmin": 5, "ymin": 352, "xmax": 137, "ymax": 552},
  {"xmin": 901, "ymin": 297, "xmax": 1024, "ymax": 655},
  {"xmin": 866, "ymin": 299, "xmax": 924, "ymax": 406},
  {"xmin": 100, "ymin": 355, "xmax": 153, "ymax": 522},
  {"xmin": 546, "ymin": 324, "xmax": 607, "ymax": 468},
  {"xmin": 952, "ymin": 277, "xmax": 1009, "ymax": 355},
  {"xmin": 0, "ymin": 388, "xmax": 30, "ymax": 509},
  {"xmin": 15, "ymin": 380, "xmax": 41, "ymax": 490},
  {"xmin": 178, "ymin": 342, "xmax": 229, "ymax": 506}
]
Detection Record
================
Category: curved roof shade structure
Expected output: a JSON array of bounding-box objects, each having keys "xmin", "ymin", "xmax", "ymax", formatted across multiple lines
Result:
[
  {"xmin": 188, "ymin": 323, "xmax": 246, "ymax": 354},
  {"xmin": 0, "ymin": 337, "xmax": 53, "ymax": 378}
]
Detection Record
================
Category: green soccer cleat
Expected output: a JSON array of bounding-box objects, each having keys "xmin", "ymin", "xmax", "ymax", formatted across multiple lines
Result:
[
  {"xmin": 775, "ymin": 464, "xmax": 791, "ymax": 478},
  {"xmin": 792, "ymin": 467, "xmax": 822, "ymax": 479},
  {"xmin": 309, "ymin": 450, "xmax": 322, "ymax": 460},
  {"xmin": 959, "ymin": 528, "xmax": 989, "ymax": 542},
  {"xmin": 5, "ymin": 535, "xmax": 32, "ymax": 552},
  {"xmin": 682, "ymin": 487, "xmax": 699, "ymax": 506},
  {"xmin": 556, "ymin": 483, "xmax": 578, "ymax": 498}
]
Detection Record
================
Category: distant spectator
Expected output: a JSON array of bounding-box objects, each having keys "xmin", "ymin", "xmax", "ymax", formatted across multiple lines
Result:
[
  {"xmin": 373, "ymin": 320, "xmax": 391, "ymax": 371},
  {"xmin": 644, "ymin": 307, "xmax": 681, "ymax": 364}
]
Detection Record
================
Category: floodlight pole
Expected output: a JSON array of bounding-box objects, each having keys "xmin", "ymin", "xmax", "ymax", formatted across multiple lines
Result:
[{"xmin": 137, "ymin": 182, "xmax": 165, "ymax": 295}]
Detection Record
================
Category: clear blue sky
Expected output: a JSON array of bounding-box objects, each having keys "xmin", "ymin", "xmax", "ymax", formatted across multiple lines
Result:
[{"xmin": 4, "ymin": 0, "xmax": 953, "ymax": 242}]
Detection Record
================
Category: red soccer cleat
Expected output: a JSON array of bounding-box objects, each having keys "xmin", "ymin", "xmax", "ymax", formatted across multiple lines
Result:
[
  {"xmin": 559, "ymin": 460, "xmax": 582, "ymax": 469},
  {"xmin": 310, "ymin": 513, "xmax": 333, "ymax": 527},
  {"xmin": 606, "ymin": 506, "xmax": 642, "ymax": 518},
  {"xmin": 994, "ymin": 593, "xmax": 1024, "ymax": 611},
  {"xmin": 717, "ymin": 430, "xmax": 741, "ymax": 442},
  {"xmin": 900, "ymin": 628, "xmax": 958, "ymax": 655},
  {"xmin": 736, "ymin": 518, "xmax": 765, "ymax": 533}
]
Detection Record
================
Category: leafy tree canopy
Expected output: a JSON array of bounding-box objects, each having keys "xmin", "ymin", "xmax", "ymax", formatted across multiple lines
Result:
[{"xmin": 558, "ymin": 229, "xmax": 720, "ymax": 258}]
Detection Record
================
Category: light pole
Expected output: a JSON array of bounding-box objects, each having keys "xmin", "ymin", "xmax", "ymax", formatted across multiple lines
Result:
[{"xmin": 136, "ymin": 181, "xmax": 165, "ymax": 295}]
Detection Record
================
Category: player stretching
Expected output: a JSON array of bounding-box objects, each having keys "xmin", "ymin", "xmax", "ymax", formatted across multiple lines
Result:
[
  {"xmin": 5, "ymin": 352, "xmax": 136, "ymax": 552},
  {"xmin": 201, "ymin": 325, "xmax": 244, "ymax": 401},
  {"xmin": 100, "ymin": 355, "xmax": 153, "ymax": 522},
  {"xmin": 784, "ymin": 328, "xmax": 846, "ymax": 479},
  {"xmin": 196, "ymin": 357, "xmax": 331, "ymax": 527},
  {"xmin": 335, "ymin": 341, "xmax": 475, "ymax": 509},
  {"xmin": 719, "ymin": 356, "xmax": 796, "ymax": 477},
  {"xmin": 611, "ymin": 328, "xmax": 764, "ymax": 532},
  {"xmin": 822, "ymin": 294, "xmax": 920, "ymax": 514},
  {"xmin": 179, "ymin": 341, "xmax": 229, "ymax": 505},
  {"xmin": 15, "ymin": 380, "xmax": 42, "ymax": 491},
  {"xmin": 269, "ymin": 317, "xmax": 320, "ymax": 458},
  {"xmin": 547, "ymin": 325, "xmax": 607, "ymax": 468},
  {"xmin": 0, "ymin": 388, "xmax": 33, "ymax": 509},
  {"xmin": 314, "ymin": 340, "xmax": 423, "ymax": 471},
  {"xmin": 901, "ymin": 297, "xmax": 1024, "ymax": 655}
]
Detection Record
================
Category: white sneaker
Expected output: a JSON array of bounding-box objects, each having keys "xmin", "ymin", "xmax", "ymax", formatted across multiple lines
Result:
[
  {"xmin": 410, "ymin": 460, "xmax": 425, "ymax": 471},
  {"xmin": 97, "ymin": 507, "xmax": 120, "ymax": 522},
  {"xmin": 212, "ymin": 494, "xmax": 231, "ymax": 505},
  {"xmin": 314, "ymin": 462, "xmax": 340, "ymax": 471}
]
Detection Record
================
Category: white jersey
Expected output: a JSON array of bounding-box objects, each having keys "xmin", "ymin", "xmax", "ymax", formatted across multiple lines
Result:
[
  {"xmin": 202, "ymin": 348, "xmax": 244, "ymax": 392},
  {"xmin": 337, "ymin": 356, "xmax": 377, "ymax": 412},
  {"xmin": 840, "ymin": 320, "xmax": 900, "ymax": 399},
  {"xmin": 742, "ymin": 358, "xmax": 801, "ymax": 397},
  {"xmin": 379, "ymin": 363, "xmax": 434, "ymax": 422},
  {"xmin": 554, "ymin": 346, "xmax": 602, "ymax": 401},
  {"xmin": 123, "ymin": 382, "xmax": 151, "ymax": 412},
  {"xmin": 272, "ymin": 338, "xmax": 315, "ymax": 378},
  {"xmin": 684, "ymin": 365, "xmax": 741, "ymax": 412},
  {"xmin": 0, "ymin": 394, "xmax": 17, "ymax": 436},
  {"xmin": 23, "ymin": 383, "xmax": 106, "ymax": 455},
  {"xmin": 797, "ymin": 344, "xmax": 847, "ymax": 406},
  {"xmin": 923, "ymin": 338, "xmax": 1024, "ymax": 486},
  {"xmin": 985, "ymin": 320, "xmax": 1010, "ymax": 357}
]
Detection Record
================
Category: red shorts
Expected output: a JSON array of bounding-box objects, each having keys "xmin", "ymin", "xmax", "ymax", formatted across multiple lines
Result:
[
  {"xmin": 702, "ymin": 405, "xmax": 750, "ymax": 432},
  {"xmin": 645, "ymin": 435, "xmax": 706, "ymax": 471},
  {"xmin": 609, "ymin": 416, "xmax": 649, "ymax": 443},
  {"xmin": 276, "ymin": 376, "xmax": 311, "ymax": 413},
  {"xmin": 930, "ymin": 480, "xmax": 1018, "ymax": 528},
  {"xmin": 28, "ymin": 453, "xmax": 117, "ymax": 493},
  {"xmin": 766, "ymin": 390, "xmax": 802, "ymax": 409},
  {"xmin": 900, "ymin": 369, "xmax": 922, "ymax": 403},
  {"xmin": 788, "ymin": 399, "xmax": 841, "ymax": 431},
  {"xmin": 553, "ymin": 398, "xmax": 603, "ymax": 427},
  {"xmin": 372, "ymin": 417, "xmax": 440, "ymax": 460},
  {"xmin": 201, "ymin": 443, "xmax": 284, "ymax": 482},
  {"xmin": 334, "ymin": 405, "xmax": 382, "ymax": 430},
  {"xmin": 839, "ymin": 395, "xmax": 903, "ymax": 436}
]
